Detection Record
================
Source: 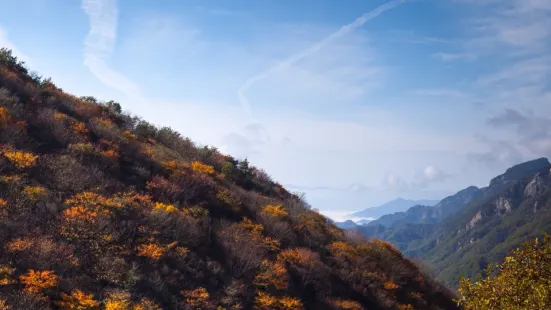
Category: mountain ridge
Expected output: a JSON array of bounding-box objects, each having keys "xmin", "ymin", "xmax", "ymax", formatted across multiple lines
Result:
[
  {"xmin": 348, "ymin": 157, "xmax": 551, "ymax": 287},
  {"xmin": 351, "ymin": 198, "xmax": 440, "ymax": 219}
]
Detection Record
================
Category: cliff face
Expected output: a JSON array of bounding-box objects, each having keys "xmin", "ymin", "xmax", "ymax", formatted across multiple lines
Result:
[{"xmin": 353, "ymin": 157, "xmax": 551, "ymax": 288}]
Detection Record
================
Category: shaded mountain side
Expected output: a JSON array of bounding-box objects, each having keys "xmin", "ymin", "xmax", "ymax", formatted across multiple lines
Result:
[
  {"xmin": 422, "ymin": 160, "xmax": 551, "ymax": 287},
  {"xmin": 353, "ymin": 157, "xmax": 551, "ymax": 288},
  {"xmin": 351, "ymin": 198, "xmax": 439, "ymax": 219},
  {"xmin": 368, "ymin": 186, "xmax": 481, "ymax": 228},
  {"xmin": 0, "ymin": 49, "xmax": 459, "ymax": 309}
]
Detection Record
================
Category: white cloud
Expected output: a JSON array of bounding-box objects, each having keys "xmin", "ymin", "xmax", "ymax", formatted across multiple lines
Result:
[
  {"xmin": 381, "ymin": 173, "xmax": 410, "ymax": 192},
  {"xmin": 432, "ymin": 52, "xmax": 477, "ymax": 61},
  {"xmin": 81, "ymin": 0, "xmax": 141, "ymax": 100},
  {"xmin": 317, "ymin": 209, "xmax": 375, "ymax": 223}
]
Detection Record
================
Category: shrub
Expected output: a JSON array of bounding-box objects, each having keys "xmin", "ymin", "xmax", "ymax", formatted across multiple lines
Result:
[
  {"xmin": 55, "ymin": 289, "xmax": 99, "ymax": 309},
  {"xmin": 23, "ymin": 185, "xmax": 47, "ymax": 201},
  {"xmin": 181, "ymin": 287, "xmax": 209, "ymax": 308},
  {"xmin": 103, "ymin": 290, "xmax": 131, "ymax": 310},
  {"xmin": 262, "ymin": 204, "xmax": 288, "ymax": 217},
  {"xmin": 457, "ymin": 233, "xmax": 551, "ymax": 310},
  {"xmin": 1, "ymin": 149, "xmax": 38, "ymax": 168},
  {"xmin": 254, "ymin": 260, "xmax": 288, "ymax": 290},
  {"xmin": 191, "ymin": 161, "xmax": 215, "ymax": 175},
  {"xmin": 137, "ymin": 243, "xmax": 166, "ymax": 261},
  {"xmin": 19, "ymin": 269, "xmax": 57, "ymax": 293}
]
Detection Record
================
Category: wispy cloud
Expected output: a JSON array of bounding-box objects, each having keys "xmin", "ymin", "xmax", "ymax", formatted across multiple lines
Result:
[
  {"xmin": 412, "ymin": 88, "xmax": 470, "ymax": 98},
  {"xmin": 237, "ymin": 0, "xmax": 406, "ymax": 121},
  {"xmin": 432, "ymin": 52, "xmax": 477, "ymax": 62},
  {"xmin": 82, "ymin": 0, "xmax": 141, "ymax": 100}
]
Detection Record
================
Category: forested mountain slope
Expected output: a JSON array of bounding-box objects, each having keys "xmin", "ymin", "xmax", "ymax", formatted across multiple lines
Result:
[
  {"xmin": 0, "ymin": 49, "xmax": 458, "ymax": 309},
  {"xmin": 354, "ymin": 157, "xmax": 551, "ymax": 288}
]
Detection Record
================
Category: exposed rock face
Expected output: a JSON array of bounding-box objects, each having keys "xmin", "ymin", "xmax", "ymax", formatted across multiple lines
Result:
[
  {"xmin": 494, "ymin": 197, "xmax": 512, "ymax": 216},
  {"xmin": 524, "ymin": 172, "xmax": 551, "ymax": 199},
  {"xmin": 466, "ymin": 211, "xmax": 482, "ymax": 230}
]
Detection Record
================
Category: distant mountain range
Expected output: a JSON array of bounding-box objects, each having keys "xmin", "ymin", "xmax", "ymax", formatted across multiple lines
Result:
[
  {"xmin": 334, "ymin": 198, "xmax": 440, "ymax": 229},
  {"xmin": 347, "ymin": 157, "xmax": 551, "ymax": 287},
  {"xmin": 351, "ymin": 198, "xmax": 440, "ymax": 219}
]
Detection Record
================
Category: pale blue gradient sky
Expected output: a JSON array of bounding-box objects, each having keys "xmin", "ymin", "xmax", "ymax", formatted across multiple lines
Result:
[{"xmin": 1, "ymin": 0, "xmax": 550, "ymax": 221}]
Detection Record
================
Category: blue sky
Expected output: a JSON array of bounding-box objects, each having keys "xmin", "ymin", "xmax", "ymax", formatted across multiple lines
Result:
[{"xmin": 1, "ymin": 0, "xmax": 550, "ymax": 221}]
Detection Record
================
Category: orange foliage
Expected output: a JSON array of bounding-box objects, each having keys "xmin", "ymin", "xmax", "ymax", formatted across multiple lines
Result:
[
  {"xmin": 239, "ymin": 217, "xmax": 264, "ymax": 235},
  {"xmin": 0, "ymin": 174, "xmax": 22, "ymax": 184},
  {"xmin": 72, "ymin": 122, "xmax": 89, "ymax": 135},
  {"xmin": 0, "ymin": 198, "xmax": 7, "ymax": 207},
  {"xmin": 254, "ymin": 260, "xmax": 288, "ymax": 290},
  {"xmin": 0, "ymin": 107, "xmax": 10, "ymax": 124},
  {"xmin": 65, "ymin": 192, "xmax": 122, "ymax": 211},
  {"xmin": 23, "ymin": 185, "xmax": 47, "ymax": 201},
  {"xmin": 0, "ymin": 264, "xmax": 16, "ymax": 286},
  {"xmin": 398, "ymin": 304, "xmax": 414, "ymax": 310},
  {"xmin": 328, "ymin": 298, "xmax": 364, "ymax": 310},
  {"xmin": 384, "ymin": 280, "xmax": 399, "ymax": 290},
  {"xmin": 254, "ymin": 292, "xmax": 302, "ymax": 309},
  {"xmin": 55, "ymin": 289, "xmax": 99, "ymax": 309},
  {"xmin": 137, "ymin": 243, "xmax": 166, "ymax": 261},
  {"xmin": 279, "ymin": 296, "xmax": 303, "ymax": 309},
  {"xmin": 133, "ymin": 298, "xmax": 161, "ymax": 310},
  {"xmin": 262, "ymin": 204, "xmax": 288, "ymax": 217},
  {"xmin": 63, "ymin": 206, "xmax": 99, "ymax": 221},
  {"xmin": 6, "ymin": 238, "xmax": 33, "ymax": 252},
  {"xmin": 0, "ymin": 298, "xmax": 8, "ymax": 309},
  {"xmin": 191, "ymin": 161, "xmax": 215, "ymax": 175},
  {"xmin": 100, "ymin": 149, "xmax": 119, "ymax": 160},
  {"xmin": 181, "ymin": 287, "xmax": 209, "ymax": 307},
  {"xmin": 54, "ymin": 112, "xmax": 68, "ymax": 121},
  {"xmin": 277, "ymin": 248, "xmax": 319, "ymax": 267},
  {"xmin": 154, "ymin": 202, "xmax": 177, "ymax": 213},
  {"xmin": 327, "ymin": 241, "xmax": 359, "ymax": 260},
  {"xmin": 2, "ymin": 149, "xmax": 38, "ymax": 168},
  {"xmin": 121, "ymin": 130, "xmax": 137, "ymax": 140},
  {"xmin": 104, "ymin": 290, "xmax": 131, "ymax": 310},
  {"xmin": 263, "ymin": 237, "xmax": 281, "ymax": 252},
  {"xmin": 19, "ymin": 269, "xmax": 57, "ymax": 293},
  {"xmin": 254, "ymin": 292, "xmax": 277, "ymax": 309}
]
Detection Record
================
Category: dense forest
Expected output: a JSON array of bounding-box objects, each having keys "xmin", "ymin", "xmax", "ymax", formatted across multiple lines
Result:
[{"xmin": 0, "ymin": 48, "xmax": 461, "ymax": 309}]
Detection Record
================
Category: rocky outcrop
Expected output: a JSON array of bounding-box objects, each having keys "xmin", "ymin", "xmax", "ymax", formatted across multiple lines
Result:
[{"xmin": 466, "ymin": 211, "xmax": 482, "ymax": 230}]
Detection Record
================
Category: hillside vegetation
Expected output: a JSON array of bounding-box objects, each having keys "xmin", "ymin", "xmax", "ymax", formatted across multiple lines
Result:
[
  {"xmin": 0, "ymin": 48, "xmax": 458, "ymax": 309},
  {"xmin": 355, "ymin": 158, "xmax": 551, "ymax": 288},
  {"xmin": 458, "ymin": 233, "xmax": 551, "ymax": 309}
]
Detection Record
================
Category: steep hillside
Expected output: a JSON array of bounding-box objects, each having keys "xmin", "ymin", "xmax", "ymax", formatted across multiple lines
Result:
[
  {"xmin": 0, "ymin": 49, "xmax": 458, "ymax": 309},
  {"xmin": 355, "ymin": 157, "xmax": 551, "ymax": 288},
  {"xmin": 352, "ymin": 198, "xmax": 439, "ymax": 220},
  {"xmin": 423, "ymin": 158, "xmax": 551, "ymax": 287}
]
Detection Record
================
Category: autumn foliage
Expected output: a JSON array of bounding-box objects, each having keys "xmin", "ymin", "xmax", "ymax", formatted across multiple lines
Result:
[
  {"xmin": 0, "ymin": 48, "xmax": 458, "ymax": 309},
  {"xmin": 457, "ymin": 233, "xmax": 551, "ymax": 310}
]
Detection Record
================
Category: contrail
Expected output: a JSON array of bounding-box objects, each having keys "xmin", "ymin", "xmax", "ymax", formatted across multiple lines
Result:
[
  {"xmin": 82, "ymin": 0, "xmax": 143, "ymax": 102},
  {"xmin": 237, "ymin": 0, "xmax": 406, "ymax": 121}
]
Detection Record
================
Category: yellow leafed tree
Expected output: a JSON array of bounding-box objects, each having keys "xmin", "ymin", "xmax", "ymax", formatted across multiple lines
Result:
[{"xmin": 457, "ymin": 233, "xmax": 551, "ymax": 309}]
